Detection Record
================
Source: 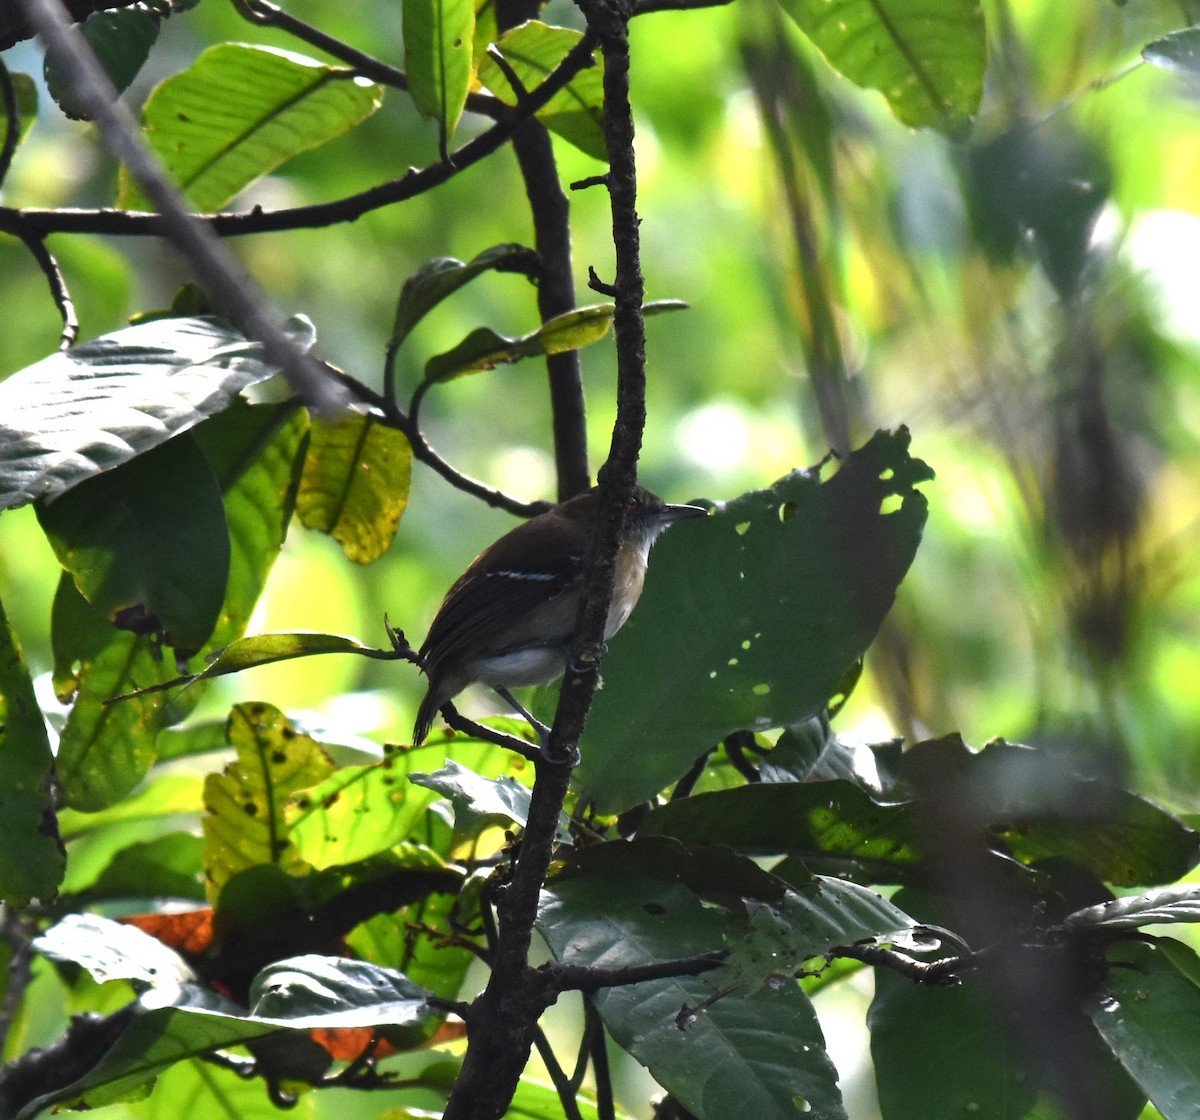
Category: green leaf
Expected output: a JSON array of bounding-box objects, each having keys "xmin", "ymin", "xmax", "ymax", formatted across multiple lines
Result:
[
  {"xmin": 1, "ymin": 70, "xmax": 38, "ymax": 149},
  {"xmin": 640, "ymin": 782, "xmax": 923, "ymax": 882},
  {"xmin": 38, "ymin": 433, "xmax": 230, "ymax": 658},
  {"xmin": 578, "ymin": 429, "xmax": 933, "ymax": 813},
  {"xmin": 390, "ymin": 244, "xmax": 539, "ymax": 352},
  {"xmin": 0, "ymin": 314, "xmax": 315, "ymax": 511},
  {"xmin": 716, "ymin": 879, "xmax": 917, "ymax": 996},
  {"xmin": 899, "ymin": 737, "xmax": 1200, "ymax": 887},
  {"xmin": 409, "ymin": 757, "xmax": 569, "ymax": 841},
  {"xmin": 871, "ymin": 889, "xmax": 1145, "ymax": 1120},
  {"xmin": 538, "ymin": 846, "xmax": 846, "ymax": 1120},
  {"xmin": 403, "ymin": 0, "xmax": 475, "ymax": 146},
  {"xmin": 1087, "ymin": 939, "xmax": 1200, "ymax": 1120},
  {"xmin": 1066, "ymin": 886, "xmax": 1200, "ymax": 932},
  {"xmin": 34, "ymin": 912, "xmax": 196, "ymax": 988},
  {"xmin": 1143, "ymin": 29, "xmax": 1200, "ymax": 74},
  {"xmin": 425, "ymin": 299, "xmax": 685, "ymax": 382},
  {"xmin": 202, "ymin": 702, "xmax": 335, "ymax": 903},
  {"xmin": 52, "ymin": 402, "xmax": 308, "ymax": 811},
  {"xmin": 289, "ymin": 730, "xmax": 531, "ymax": 868},
  {"xmin": 119, "ymin": 44, "xmax": 384, "ymax": 212},
  {"xmin": 44, "ymin": 4, "xmax": 161, "ymax": 121},
  {"xmin": 0, "ymin": 595, "xmax": 64, "ymax": 905},
  {"xmin": 774, "ymin": 0, "xmax": 985, "ymax": 137},
  {"xmin": 16, "ymin": 951, "xmax": 433, "ymax": 1118},
  {"xmin": 297, "ymin": 413, "xmax": 412, "ymax": 563},
  {"xmin": 85, "ymin": 832, "xmax": 206, "ymax": 903},
  {"xmin": 479, "ymin": 21, "xmax": 606, "ymax": 160}
]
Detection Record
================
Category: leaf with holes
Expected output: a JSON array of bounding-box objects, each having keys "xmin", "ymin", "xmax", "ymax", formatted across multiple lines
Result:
[
  {"xmin": 577, "ymin": 428, "xmax": 933, "ymax": 813},
  {"xmin": 0, "ymin": 315, "xmax": 314, "ymax": 511},
  {"xmin": 298, "ymin": 413, "xmax": 412, "ymax": 564},
  {"xmin": 775, "ymin": 0, "xmax": 985, "ymax": 137},
  {"xmin": 479, "ymin": 21, "xmax": 606, "ymax": 160},
  {"xmin": 119, "ymin": 44, "xmax": 383, "ymax": 212},
  {"xmin": 202, "ymin": 702, "xmax": 335, "ymax": 904}
]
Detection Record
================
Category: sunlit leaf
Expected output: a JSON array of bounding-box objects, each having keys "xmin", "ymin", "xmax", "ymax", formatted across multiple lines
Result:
[
  {"xmin": 774, "ymin": 0, "xmax": 985, "ymax": 137},
  {"xmin": 0, "ymin": 315, "xmax": 315, "ymax": 511},
  {"xmin": 578, "ymin": 428, "xmax": 932, "ymax": 813},
  {"xmin": 44, "ymin": 3, "xmax": 161, "ymax": 121},
  {"xmin": 403, "ymin": 0, "xmax": 475, "ymax": 146},
  {"xmin": 0, "ymin": 595, "xmax": 64, "ymax": 905},
  {"xmin": 119, "ymin": 44, "xmax": 384, "ymax": 212},
  {"xmin": 425, "ymin": 300, "xmax": 685, "ymax": 382},
  {"xmin": 34, "ymin": 913, "xmax": 196, "ymax": 988},
  {"xmin": 479, "ymin": 21, "xmax": 606, "ymax": 160},
  {"xmin": 298, "ymin": 413, "xmax": 413, "ymax": 563},
  {"xmin": 202, "ymin": 702, "xmax": 335, "ymax": 903}
]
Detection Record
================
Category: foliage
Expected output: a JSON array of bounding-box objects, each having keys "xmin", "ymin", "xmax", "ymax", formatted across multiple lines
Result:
[{"xmin": 2, "ymin": 1, "xmax": 1200, "ymax": 1120}]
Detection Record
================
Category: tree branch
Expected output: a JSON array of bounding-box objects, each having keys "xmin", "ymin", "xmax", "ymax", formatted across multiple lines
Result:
[
  {"xmin": 0, "ymin": 33, "xmax": 600, "ymax": 243},
  {"xmin": 546, "ymin": 951, "xmax": 728, "ymax": 994},
  {"xmin": 20, "ymin": 0, "xmax": 341, "ymax": 408},
  {"xmin": 440, "ymin": 2, "xmax": 648, "ymax": 1116}
]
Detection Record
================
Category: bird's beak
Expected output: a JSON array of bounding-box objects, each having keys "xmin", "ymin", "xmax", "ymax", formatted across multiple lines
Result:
[{"xmin": 663, "ymin": 502, "xmax": 709, "ymax": 522}]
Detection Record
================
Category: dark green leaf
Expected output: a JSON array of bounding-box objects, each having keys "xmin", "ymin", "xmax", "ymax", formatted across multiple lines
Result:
[
  {"xmin": 0, "ymin": 594, "xmax": 64, "ymax": 905},
  {"xmin": 0, "ymin": 315, "xmax": 315, "ymax": 511},
  {"xmin": 578, "ymin": 429, "xmax": 932, "ymax": 812},
  {"xmin": 1143, "ymin": 30, "xmax": 1200, "ymax": 74},
  {"xmin": 297, "ymin": 412, "xmax": 412, "ymax": 563},
  {"xmin": 479, "ymin": 22, "xmax": 606, "ymax": 160},
  {"xmin": 38, "ymin": 433, "xmax": 230, "ymax": 658},
  {"xmin": 403, "ymin": 0, "xmax": 475, "ymax": 144},
  {"xmin": 1086, "ymin": 939, "xmax": 1200, "ymax": 1120},
  {"xmin": 717, "ymin": 879, "xmax": 917, "ymax": 996},
  {"xmin": 538, "ymin": 845, "xmax": 846, "ymax": 1120},
  {"xmin": 119, "ymin": 44, "xmax": 384, "ymax": 212},
  {"xmin": 900, "ymin": 737, "xmax": 1200, "ymax": 887},
  {"xmin": 44, "ymin": 4, "xmax": 160, "ymax": 121},
  {"xmin": 640, "ymin": 782, "xmax": 923, "ymax": 882},
  {"xmin": 774, "ymin": 0, "xmax": 985, "ymax": 137},
  {"xmin": 390, "ymin": 244, "xmax": 538, "ymax": 352}
]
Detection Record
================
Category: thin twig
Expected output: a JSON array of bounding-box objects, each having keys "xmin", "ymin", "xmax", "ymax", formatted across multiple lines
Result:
[
  {"xmin": 532, "ymin": 1026, "xmax": 588, "ymax": 1120},
  {"xmin": 545, "ymin": 951, "xmax": 728, "ymax": 995},
  {"xmin": 16, "ymin": 230, "xmax": 78, "ymax": 347},
  {"xmin": 20, "ymin": 0, "xmax": 341, "ymax": 409}
]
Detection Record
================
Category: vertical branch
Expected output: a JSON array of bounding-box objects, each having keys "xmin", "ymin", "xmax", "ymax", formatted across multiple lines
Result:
[
  {"xmin": 440, "ymin": 2, "xmax": 646, "ymax": 1118},
  {"xmin": 496, "ymin": 0, "xmax": 591, "ymax": 500}
]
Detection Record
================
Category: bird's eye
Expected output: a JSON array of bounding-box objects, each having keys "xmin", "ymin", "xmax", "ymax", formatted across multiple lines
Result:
[{"xmin": 628, "ymin": 496, "xmax": 641, "ymax": 511}]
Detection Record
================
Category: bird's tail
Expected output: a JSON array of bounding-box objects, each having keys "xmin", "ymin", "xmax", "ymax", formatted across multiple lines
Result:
[{"xmin": 413, "ymin": 684, "xmax": 442, "ymax": 746}]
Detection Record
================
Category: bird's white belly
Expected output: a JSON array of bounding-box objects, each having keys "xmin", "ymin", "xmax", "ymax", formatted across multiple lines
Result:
[{"xmin": 473, "ymin": 647, "xmax": 566, "ymax": 689}]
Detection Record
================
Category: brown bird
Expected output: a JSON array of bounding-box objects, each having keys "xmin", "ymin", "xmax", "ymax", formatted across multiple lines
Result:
[{"xmin": 413, "ymin": 485, "xmax": 706, "ymax": 748}]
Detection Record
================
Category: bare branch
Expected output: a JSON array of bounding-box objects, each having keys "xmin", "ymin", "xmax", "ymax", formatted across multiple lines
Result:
[{"xmin": 16, "ymin": 231, "xmax": 78, "ymax": 347}]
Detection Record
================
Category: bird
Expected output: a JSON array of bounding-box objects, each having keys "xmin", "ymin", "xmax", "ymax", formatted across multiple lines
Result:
[{"xmin": 412, "ymin": 484, "xmax": 706, "ymax": 749}]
